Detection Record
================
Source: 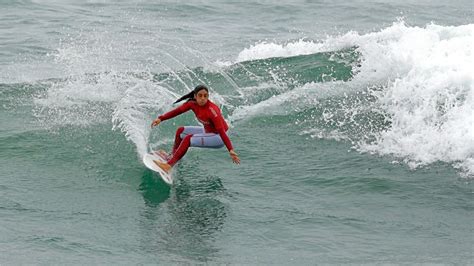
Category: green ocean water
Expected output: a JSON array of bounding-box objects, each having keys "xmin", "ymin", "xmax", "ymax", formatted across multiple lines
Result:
[{"xmin": 1, "ymin": 1, "xmax": 473, "ymax": 264}]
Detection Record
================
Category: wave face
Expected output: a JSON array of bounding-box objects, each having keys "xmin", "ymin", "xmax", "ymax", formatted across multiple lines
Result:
[{"xmin": 230, "ymin": 21, "xmax": 474, "ymax": 177}]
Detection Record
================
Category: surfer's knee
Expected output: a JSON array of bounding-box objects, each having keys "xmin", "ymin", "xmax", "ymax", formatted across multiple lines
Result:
[
  {"xmin": 175, "ymin": 126, "xmax": 186, "ymax": 141},
  {"xmin": 182, "ymin": 134, "xmax": 192, "ymax": 145},
  {"xmin": 176, "ymin": 126, "xmax": 185, "ymax": 137}
]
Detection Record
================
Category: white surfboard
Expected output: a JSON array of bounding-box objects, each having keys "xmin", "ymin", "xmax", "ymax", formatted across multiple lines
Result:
[{"xmin": 143, "ymin": 152, "xmax": 173, "ymax": 185}]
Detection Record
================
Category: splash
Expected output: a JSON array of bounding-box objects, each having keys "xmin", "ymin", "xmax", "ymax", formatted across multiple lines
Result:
[
  {"xmin": 30, "ymin": 26, "xmax": 233, "ymax": 159},
  {"xmin": 111, "ymin": 81, "xmax": 177, "ymax": 157}
]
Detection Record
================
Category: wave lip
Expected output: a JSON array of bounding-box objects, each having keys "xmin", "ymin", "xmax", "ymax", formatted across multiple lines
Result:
[{"xmin": 235, "ymin": 36, "xmax": 356, "ymax": 63}]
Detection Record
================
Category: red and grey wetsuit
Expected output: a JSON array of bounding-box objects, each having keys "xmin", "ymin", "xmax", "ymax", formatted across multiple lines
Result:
[{"xmin": 158, "ymin": 100, "xmax": 233, "ymax": 166}]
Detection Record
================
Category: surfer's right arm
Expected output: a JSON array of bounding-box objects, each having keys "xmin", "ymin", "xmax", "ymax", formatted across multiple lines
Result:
[
  {"xmin": 151, "ymin": 118, "xmax": 161, "ymax": 127},
  {"xmin": 151, "ymin": 102, "xmax": 193, "ymax": 128}
]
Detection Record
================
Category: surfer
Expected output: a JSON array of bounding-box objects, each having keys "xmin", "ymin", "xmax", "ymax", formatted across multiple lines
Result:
[{"xmin": 151, "ymin": 85, "xmax": 240, "ymax": 173}]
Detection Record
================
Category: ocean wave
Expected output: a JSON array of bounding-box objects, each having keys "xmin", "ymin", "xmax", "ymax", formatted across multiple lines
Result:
[
  {"xmin": 11, "ymin": 19, "xmax": 473, "ymax": 177},
  {"xmin": 234, "ymin": 21, "xmax": 474, "ymax": 176}
]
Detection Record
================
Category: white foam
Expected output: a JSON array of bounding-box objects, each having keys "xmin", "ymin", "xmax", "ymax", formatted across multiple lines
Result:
[{"xmin": 354, "ymin": 23, "xmax": 474, "ymax": 177}]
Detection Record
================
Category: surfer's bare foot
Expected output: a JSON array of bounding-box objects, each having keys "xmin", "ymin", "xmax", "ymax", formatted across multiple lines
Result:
[
  {"xmin": 153, "ymin": 150, "xmax": 171, "ymax": 160},
  {"xmin": 153, "ymin": 160, "xmax": 172, "ymax": 173},
  {"xmin": 159, "ymin": 150, "xmax": 171, "ymax": 160}
]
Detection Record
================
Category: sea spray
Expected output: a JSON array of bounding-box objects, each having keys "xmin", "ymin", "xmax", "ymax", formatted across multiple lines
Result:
[{"xmin": 112, "ymin": 80, "xmax": 178, "ymax": 157}]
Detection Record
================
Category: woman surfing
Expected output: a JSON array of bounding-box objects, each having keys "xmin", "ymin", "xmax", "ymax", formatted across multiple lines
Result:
[{"xmin": 151, "ymin": 85, "xmax": 240, "ymax": 173}]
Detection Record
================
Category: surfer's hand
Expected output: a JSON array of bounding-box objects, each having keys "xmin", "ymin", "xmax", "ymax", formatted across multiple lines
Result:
[
  {"xmin": 151, "ymin": 118, "xmax": 161, "ymax": 128},
  {"xmin": 229, "ymin": 150, "xmax": 240, "ymax": 164}
]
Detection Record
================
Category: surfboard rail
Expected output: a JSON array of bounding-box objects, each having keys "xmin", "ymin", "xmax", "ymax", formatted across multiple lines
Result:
[{"xmin": 143, "ymin": 152, "xmax": 173, "ymax": 185}]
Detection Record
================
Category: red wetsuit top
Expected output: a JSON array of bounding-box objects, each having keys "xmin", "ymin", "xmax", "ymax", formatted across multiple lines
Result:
[{"xmin": 158, "ymin": 100, "xmax": 234, "ymax": 151}]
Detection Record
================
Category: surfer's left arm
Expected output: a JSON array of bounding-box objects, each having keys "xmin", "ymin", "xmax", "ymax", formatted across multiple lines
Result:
[
  {"xmin": 211, "ymin": 110, "xmax": 240, "ymax": 164},
  {"xmin": 216, "ymin": 128, "xmax": 240, "ymax": 164},
  {"xmin": 229, "ymin": 149, "xmax": 240, "ymax": 164}
]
